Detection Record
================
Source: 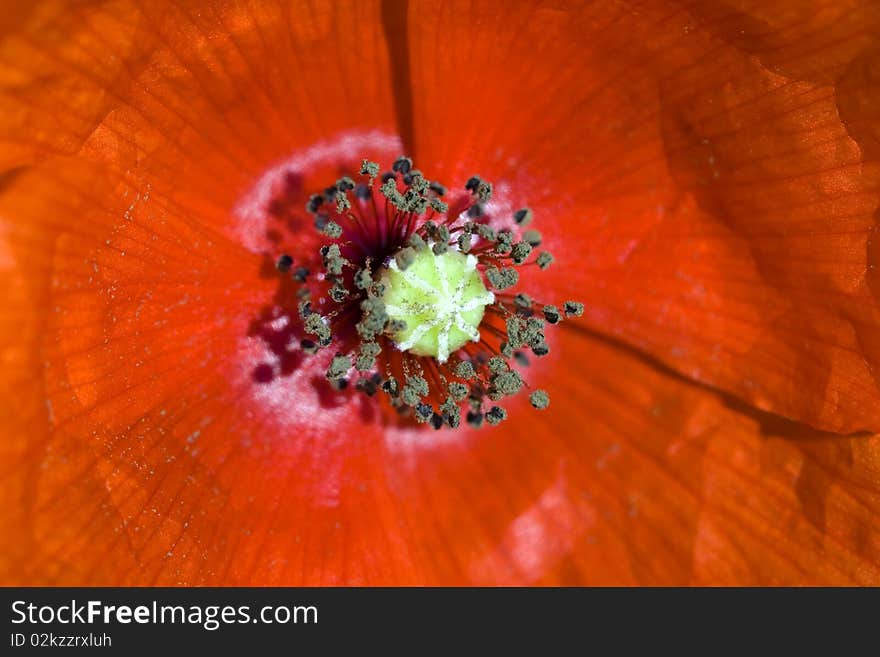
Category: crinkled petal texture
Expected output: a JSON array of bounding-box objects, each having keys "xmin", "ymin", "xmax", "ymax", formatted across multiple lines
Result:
[{"xmin": 1, "ymin": 0, "xmax": 879, "ymax": 585}]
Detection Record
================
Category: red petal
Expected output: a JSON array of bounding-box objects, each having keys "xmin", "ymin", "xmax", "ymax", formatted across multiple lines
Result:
[
  {"xmin": 5, "ymin": 260, "xmax": 880, "ymax": 583},
  {"xmin": 407, "ymin": 0, "xmax": 880, "ymax": 433},
  {"xmin": 2, "ymin": 0, "xmax": 880, "ymax": 586}
]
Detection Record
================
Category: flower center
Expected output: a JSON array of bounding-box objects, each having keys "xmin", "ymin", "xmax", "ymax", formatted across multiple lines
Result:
[
  {"xmin": 382, "ymin": 248, "xmax": 494, "ymax": 362},
  {"xmin": 267, "ymin": 155, "xmax": 584, "ymax": 430}
]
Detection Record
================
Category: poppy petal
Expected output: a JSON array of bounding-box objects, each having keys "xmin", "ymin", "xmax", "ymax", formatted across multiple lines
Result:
[
  {"xmin": 5, "ymin": 256, "xmax": 879, "ymax": 584},
  {"xmin": 2, "ymin": 0, "xmax": 879, "ymax": 586},
  {"xmin": 0, "ymin": 0, "xmax": 396, "ymax": 583},
  {"xmin": 406, "ymin": 0, "xmax": 880, "ymax": 433}
]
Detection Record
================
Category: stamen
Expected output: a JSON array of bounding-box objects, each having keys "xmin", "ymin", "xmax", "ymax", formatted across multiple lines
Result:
[
  {"xmin": 522, "ymin": 230, "xmax": 542, "ymax": 247},
  {"xmin": 392, "ymin": 156, "xmax": 413, "ymax": 174},
  {"xmin": 485, "ymin": 406, "xmax": 507, "ymax": 425},
  {"xmin": 543, "ymin": 305, "xmax": 561, "ymax": 324},
  {"xmin": 270, "ymin": 156, "xmax": 583, "ymax": 430},
  {"xmin": 455, "ymin": 360, "xmax": 476, "ymax": 380},
  {"xmin": 276, "ymin": 254, "xmax": 293, "ymax": 273},
  {"xmin": 485, "ymin": 267, "xmax": 519, "ymax": 290},
  {"xmin": 513, "ymin": 208, "xmax": 533, "ymax": 226},
  {"xmin": 536, "ymin": 251, "xmax": 554, "ymax": 270},
  {"xmin": 529, "ymin": 390, "xmax": 550, "ymax": 410},
  {"xmin": 326, "ymin": 354, "xmax": 351, "ymax": 381},
  {"xmin": 563, "ymin": 301, "xmax": 585, "ymax": 317}
]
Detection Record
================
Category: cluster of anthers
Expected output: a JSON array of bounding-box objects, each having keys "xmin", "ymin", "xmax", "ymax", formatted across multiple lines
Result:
[{"xmin": 275, "ymin": 156, "xmax": 583, "ymax": 429}]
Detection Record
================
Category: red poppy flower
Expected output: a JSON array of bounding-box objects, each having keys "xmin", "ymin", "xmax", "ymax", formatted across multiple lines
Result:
[{"xmin": 2, "ymin": 0, "xmax": 879, "ymax": 585}]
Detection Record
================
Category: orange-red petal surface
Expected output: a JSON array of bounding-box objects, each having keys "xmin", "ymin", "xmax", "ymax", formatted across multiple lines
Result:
[
  {"xmin": 408, "ymin": 0, "xmax": 880, "ymax": 433},
  {"xmin": 1, "ymin": 0, "xmax": 879, "ymax": 585}
]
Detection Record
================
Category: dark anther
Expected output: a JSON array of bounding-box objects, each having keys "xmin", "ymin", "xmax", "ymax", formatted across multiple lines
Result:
[
  {"xmin": 306, "ymin": 194, "xmax": 324, "ymax": 213},
  {"xmin": 513, "ymin": 208, "xmax": 533, "ymax": 226},
  {"xmin": 489, "ymin": 370, "xmax": 523, "ymax": 399},
  {"xmin": 465, "ymin": 176, "xmax": 481, "ymax": 192},
  {"xmin": 511, "ymin": 241, "xmax": 532, "ymax": 265},
  {"xmin": 392, "ymin": 156, "xmax": 413, "ymax": 174},
  {"xmin": 381, "ymin": 171, "xmax": 396, "ymax": 183},
  {"xmin": 486, "ymin": 267, "xmax": 519, "ymax": 290},
  {"xmin": 494, "ymin": 230, "xmax": 513, "ymax": 254},
  {"xmin": 300, "ymin": 339, "xmax": 318, "ymax": 355},
  {"xmin": 429, "ymin": 181, "xmax": 447, "ymax": 196},
  {"xmin": 385, "ymin": 318, "xmax": 406, "ymax": 334},
  {"xmin": 276, "ymin": 254, "xmax": 293, "ymax": 273},
  {"xmin": 402, "ymin": 375, "xmax": 429, "ymax": 407},
  {"xmin": 475, "ymin": 181, "xmax": 493, "ymax": 202},
  {"xmin": 408, "ymin": 171, "xmax": 427, "ymax": 193},
  {"xmin": 323, "ymin": 221, "xmax": 343, "ymax": 238},
  {"xmin": 440, "ymin": 396, "xmax": 462, "ymax": 427},
  {"xmin": 395, "ymin": 247, "xmax": 416, "ymax": 271},
  {"xmin": 407, "ymin": 375, "xmax": 429, "ymax": 396},
  {"xmin": 336, "ymin": 176, "xmax": 355, "ymax": 192},
  {"xmin": 536, "ymin": 251, "xmax": 554, "ymax": 270},
  {"xmin": 522, "ymin": 230, "xmax": 542, "ymax": 247},
  {"xmin": 328, "ymin": 284, "xmax": 348, "ymax": 302},
  {"xmin": 543, "ymin": 305, "xmax": 561, "ymax": 324},
  {"xmin": 467, "ymin": 203, "xmax": 484, "ymax": 218},
  {"xmin": 563, "ymin": 301, "xmax": 585, "ymax": 317},
  {"xmin": 430, "ymin": 413, "xmax": 444, "ymax": 430},
  {"xmin": 381, "ymin": 376, "xmax": 399, "ymax": 396},
  {"xmin": 403, "ymin": 189, "xmax": 428, "ymax": 214},
  {"xmin": 322, "ymin": 244, "xmax": 348, "ymax": 276},
  {"xmin": 354, "ymin": 183, "xmax": 371, "ymax": 200},
  {"xmin": 356, "ymin": 378, "xmax": 378, "ymax": 397},
  {"xmin": 335, "ymin": 191, "xmax": 351, "ymax": 213},
  {"xmin": 488, "ymin": 356, "xmax": 508, "ymax": 374},
  {"xmin": 429, "ymin": 197, "xmax": 449, "ymax": 213},
  {"xmin": 455, "ymin": 360, "xmax": 476, "ymax": 380},
  {"xmin": 485, "ymin": 406, "xmax": 507, "ymax": 425},
  {"xmin": 513, "ymin": 351, "xmax": 530, "ymax": 367},
  {"xmin": 354, "ymin": 268, "xmax": 373, "ymax": 290},
  {"xmin": 466, "ymin": 410, "xmax": 484, "ymax": 428},
  {"xmin": 506, "ymin": 317, "xmax": 525, "ymax": 349},
  {"xmin": 414, "ymin": 402, "xmax": 433, "ymax": 423},
  {"xmin": 354, "ymin": 342, "xmax": 381, "ymax": 371},
  {"xmin": 448, "ymin": 382, "xmax": 469, "ymax": 401},
  {"xmin": 357, "ymin": 296, "xmax": 389, "ymax": 341},
  {"xmin": 360, "ymin": 160, "xmax": 380, "ymax": 177},
  {"xmin": 326, "ymin": 354, "xmax": 350, "ymax": 381},
  {"xmin": 529, "ymin": 390, "xmax": 550, "ymax": 410},
  {"xmin": 292, "ymin": 267, "xmax": 309, "ymax": 283},
  {"xmin": 476, "ymin": 224, "xmax": 496, "ymax": 241}
]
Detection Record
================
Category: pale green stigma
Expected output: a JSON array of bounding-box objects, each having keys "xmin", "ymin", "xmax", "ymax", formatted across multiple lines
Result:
[{"xmin": 381, "ymin": 246, "xmax": 495, "ymax": 362}]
